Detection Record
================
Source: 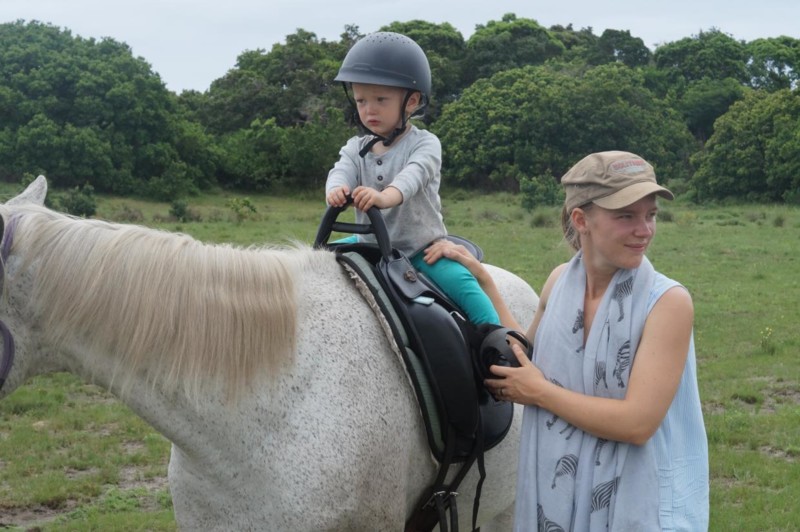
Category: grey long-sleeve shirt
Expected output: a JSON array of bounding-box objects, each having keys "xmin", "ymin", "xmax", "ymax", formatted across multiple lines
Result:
[{"xmin": 325, "ymin": 126, "xmax": 447, "ymax": 256}]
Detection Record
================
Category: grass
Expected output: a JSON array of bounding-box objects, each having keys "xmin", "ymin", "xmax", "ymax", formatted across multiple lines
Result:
[{"xmin": 1, "ymin": 186, "xmax": 799, "ymax": 530}]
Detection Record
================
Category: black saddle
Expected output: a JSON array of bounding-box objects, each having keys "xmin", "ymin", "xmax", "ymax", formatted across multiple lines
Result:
[{"xmin": 314, "ymin": 200, "xmax": 531, "ymax": 532}]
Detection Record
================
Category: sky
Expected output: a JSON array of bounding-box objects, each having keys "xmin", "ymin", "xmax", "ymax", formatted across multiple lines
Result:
[{"xmin": 2, "ymin": 0, "xmax": 798, "ymax": 93}]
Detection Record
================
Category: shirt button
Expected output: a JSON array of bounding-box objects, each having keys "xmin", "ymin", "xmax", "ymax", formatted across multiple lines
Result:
[
  {"xmin": 377, "ymin": 175, "xmax": 384, "ymax": 181},
  {"xmin": 377, "ymin": 159, "xmax": 383, "ymax": 165}
]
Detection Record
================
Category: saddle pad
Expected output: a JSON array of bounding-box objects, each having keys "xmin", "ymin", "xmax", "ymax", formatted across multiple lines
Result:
[{"xmin": 337, "ymin": 250, "xmax": 514, "ymax": 462}]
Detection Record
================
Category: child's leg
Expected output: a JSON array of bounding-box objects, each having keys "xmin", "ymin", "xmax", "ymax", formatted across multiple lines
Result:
[
  {"xmin": 331, "ymin": 235, "xmax": 359, "ymax": 244},
  {"xmin": 410, "ymin": 253, "xmax": 500, "ymax": 325}
]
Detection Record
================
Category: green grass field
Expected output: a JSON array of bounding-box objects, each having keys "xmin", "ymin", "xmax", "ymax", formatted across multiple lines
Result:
[{"xmin": 1, "ymin": 187, "xmax": 798, "ymax": 530}]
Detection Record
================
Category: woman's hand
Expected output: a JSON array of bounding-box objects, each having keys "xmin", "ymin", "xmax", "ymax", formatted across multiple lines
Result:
[
  {"xmin": 424, "ymin": 238, "xmax": 524, "ymax": 330},
  {"xmin": 422, "ymin": 239, "xmax": 482, "ymax": 275},
  {"xmin": 483, "ymin": 343, "xmax": 545, "ymax": 405}
]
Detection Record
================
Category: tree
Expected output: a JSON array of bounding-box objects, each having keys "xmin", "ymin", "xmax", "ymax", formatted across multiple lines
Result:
[
  {"xmin": 202, "ymin": 29, "xmax": 344, "ymax": 134},
  {"xmin": 463, "ymin": 14, "xmax": 565, "ymax": 84},
  {"xmin": 589, "ymin": 29, "xmax": 652, "ymax": 68},
  {"xmin": 548, "ymin": 23, "xmax": 598, "ymax": 61},
  {"xmin": 379, "ymin": 20, "xmax": 467, "ymax": 119},
  {"xmin": 649, "ymin": 29, "xmax": 752, "ymax": 142},
  {"xmin": 692, "ymin": 89, "xmax": 800, "ymax": 202},
  {"xmin": 0, "ymin": 20, "xmax": 216, "ymax": 198},
  {"xmin": 433, "ymin": 63, "xmax": 694, "ymax": 191},
  {"xmin": 747, "ymin": 36, "xmax": 800, "ymax": 91},
  {"xmin": 216, "ymin": 109, "xmax": 350, "ymax": 191},
  {"xmin": 676, "ymin": 77, "xmax": 747, "ymax": 141},
  {"xmin": 654, "ymin": 28, "xmax": 749, "ymax": 84}
]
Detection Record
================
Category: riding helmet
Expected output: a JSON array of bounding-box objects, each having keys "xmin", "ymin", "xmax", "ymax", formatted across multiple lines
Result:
[{"xmin": 334, "ymin": 32, "xmax": 432, "ymax": 104}]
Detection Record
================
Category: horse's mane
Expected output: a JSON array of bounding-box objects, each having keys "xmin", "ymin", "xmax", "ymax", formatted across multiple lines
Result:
[{"xmin": 9, "ymin": 205, "xmax": 335, "ymax": 400}]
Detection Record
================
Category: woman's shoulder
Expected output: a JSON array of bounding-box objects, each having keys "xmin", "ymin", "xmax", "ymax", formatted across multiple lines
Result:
[
  {"xmin": 648, "ymin": 272, "xmax": 691, "ymax": 312},
  {"xmin": 539, "ymin": 262, "xmax": 570, "ymax": 307}
]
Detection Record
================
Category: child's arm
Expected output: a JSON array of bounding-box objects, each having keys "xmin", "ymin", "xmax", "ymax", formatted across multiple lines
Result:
[
  {"xmin": 325, "ymin": 137, "xmax": 360, "ymax": 206},
  {"xmin": 351, "ymin": 185, "xmax": 403, "ymax": 211}
]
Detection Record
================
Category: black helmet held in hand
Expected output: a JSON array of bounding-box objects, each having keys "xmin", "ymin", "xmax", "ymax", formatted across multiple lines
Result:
[
  {"xmin": 335, "ymin": 32, "xmax": 432, "ymax": 102},
  {"xmin": 475, "ymin": 327, "xmax": 533, "ymax": 383}
]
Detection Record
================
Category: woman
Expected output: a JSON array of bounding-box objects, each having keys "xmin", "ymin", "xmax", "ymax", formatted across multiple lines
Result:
[{"xmin": 424, "ymin": 151, "xmax": 709, "ymax": 531}]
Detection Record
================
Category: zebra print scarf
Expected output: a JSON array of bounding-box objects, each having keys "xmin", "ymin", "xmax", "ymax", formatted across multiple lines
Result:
[{"xmin": 514, "ymin": 251, "xmax": 660, "ymax": 531}]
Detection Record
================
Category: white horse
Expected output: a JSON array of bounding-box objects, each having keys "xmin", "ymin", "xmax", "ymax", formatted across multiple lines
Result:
[{"xmin": 0, "ymin": 177, "xmax": 538, "ymax": 531}]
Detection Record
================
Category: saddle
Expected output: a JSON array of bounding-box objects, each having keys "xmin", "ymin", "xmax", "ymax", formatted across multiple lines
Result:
[{"xmin": 314, "ymin": 202, "xmax": 530, "ymax": 532}]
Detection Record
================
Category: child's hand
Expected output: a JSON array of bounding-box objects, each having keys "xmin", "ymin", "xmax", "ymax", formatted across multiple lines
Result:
[
  {"xmin": 327, "ymin": 186, "xmax": 350, "ymax": 207},
  {"xmin": 351, "ymin": 186, "xmax": 380, "ymax": 211},
  {"xmin": 352, "ymin": 186, "xmax": 402, "ymax": 211}
]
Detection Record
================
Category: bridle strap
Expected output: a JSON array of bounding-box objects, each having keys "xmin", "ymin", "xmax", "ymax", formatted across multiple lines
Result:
[
  {"xmin": 0, "ymin": 320, "xmax": 15, "ymax": 390},
  {"xmin": 0, "ymin": 215, "xmax": 19, "ymax": 391}
]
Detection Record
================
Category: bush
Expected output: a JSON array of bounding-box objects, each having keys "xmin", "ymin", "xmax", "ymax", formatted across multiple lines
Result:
[
  {"xmin": 520, "ymin": 172, "xmax": 563, "ymax": 212},
  {"xmin": 226, "ymin": 197, "xmax": 258, "ymax": 224},
  {"xmin": 108, "ymin": 203, "xmax": 144, "ymax": 223},
  {"xmin": 58, "ymin": 183, "xmax": 97, "ymax": 217},
  {"xmin": 530, "ymin": 210, "xmax": 555, "ymax": 228},
  {"xmin": 170, "ymin": 199, "xmax": 190, "ymax": 222}
]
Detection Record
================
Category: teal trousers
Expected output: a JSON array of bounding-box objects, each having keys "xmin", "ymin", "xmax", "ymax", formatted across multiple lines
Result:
[{"xmin": 334, "ymin": 236, "xmax": 499, "ymax": 325}]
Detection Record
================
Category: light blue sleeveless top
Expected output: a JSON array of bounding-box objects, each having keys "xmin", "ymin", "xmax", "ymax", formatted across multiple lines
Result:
[
  {"xmin": 647, "ymin": 273, "xmax": 709, "ymax": 531},
  {"xmin": 513, "ymin": 272, "xmax": 709, "ymax": 531}
]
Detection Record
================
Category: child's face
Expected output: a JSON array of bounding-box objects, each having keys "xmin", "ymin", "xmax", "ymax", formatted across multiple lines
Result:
[{"xmin": 352, "ymin": 83, "xmax": 419, "ymax": 138}]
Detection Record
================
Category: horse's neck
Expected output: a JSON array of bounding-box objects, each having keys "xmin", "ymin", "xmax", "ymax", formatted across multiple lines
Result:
[{"xmin": 61, "ymin": 346, "xmax": 207, "ymax": 448}]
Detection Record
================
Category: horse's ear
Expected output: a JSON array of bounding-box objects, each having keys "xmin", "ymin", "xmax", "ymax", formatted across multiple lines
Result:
[{"xmin": 7, "ymin": 175, "xmax": 48, "ymax": 206}]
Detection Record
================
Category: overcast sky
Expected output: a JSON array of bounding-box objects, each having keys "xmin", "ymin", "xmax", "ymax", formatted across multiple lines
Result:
[{"xmin": 2, "ymin": 0, "xmax": 798, "ymax": 93}]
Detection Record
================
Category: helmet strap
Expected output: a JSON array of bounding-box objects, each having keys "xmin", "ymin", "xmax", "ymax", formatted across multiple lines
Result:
[{"xmin": 357, "ymin": 91, "xmax": 415, "ymax": 158}]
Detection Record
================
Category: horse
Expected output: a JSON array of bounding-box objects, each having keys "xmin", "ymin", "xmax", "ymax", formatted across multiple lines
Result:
[{"xmin": 0, "ymin": 176, "xmax": 538, "ymax": 531}]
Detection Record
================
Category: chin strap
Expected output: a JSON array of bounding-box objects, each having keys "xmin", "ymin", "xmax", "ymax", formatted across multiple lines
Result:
[
  {"xmin": 358, "ymin": 123, "xmax": 407, "ymax": 158},
  {"xmin": 340, "ymin": 83, "xmax": 416, "ymax": 158}
]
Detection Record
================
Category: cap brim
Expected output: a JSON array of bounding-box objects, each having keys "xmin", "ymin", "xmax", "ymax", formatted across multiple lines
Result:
[{"xmin": 592, "ymin": 182, "xmax": 674, "ymax": 209}]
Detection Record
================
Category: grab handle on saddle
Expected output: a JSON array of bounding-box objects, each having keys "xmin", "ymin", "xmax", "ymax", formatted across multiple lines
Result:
[{"xmin": 313, "ymin": 196, "xmax": 393, "ymax": 261}]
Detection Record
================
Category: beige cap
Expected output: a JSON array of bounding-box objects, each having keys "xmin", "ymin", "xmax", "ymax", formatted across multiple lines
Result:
[{"xmin": 561, "ymin": 151, "xmax": 674, "ymax": 212}]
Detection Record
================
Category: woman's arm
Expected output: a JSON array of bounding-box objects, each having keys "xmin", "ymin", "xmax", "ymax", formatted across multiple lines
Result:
[
  {"xmin": 422, "ymin": 240, "xmax": 524, "ymax": 331},
  {"xmin": 488, "ymin": 285, "xmax": 693, "ymax": 445}
]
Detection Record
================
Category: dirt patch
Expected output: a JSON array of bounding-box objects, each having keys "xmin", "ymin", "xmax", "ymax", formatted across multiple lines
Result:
[
  {"xmin": 0, "ymin": 502, "xmax": 76, "ymax": 529},
  {"xmin": 0, "ymin": 466, "xmax": 169, "ymax": 528},
  {"xmin": 119, "ymin": 466, "xmax": 169, "ymax": 491},
  {"xmin": 705, "ymin": 378, "xmax": 800, "ymax": 415},
  {"xmin": 759, "ymin": 445, "xmax": 799, "ymax": 462}
]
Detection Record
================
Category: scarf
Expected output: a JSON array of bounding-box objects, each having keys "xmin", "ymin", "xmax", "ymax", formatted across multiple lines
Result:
[{"xmin": 514, "ymin": 251, "xmax": 660, "ymax": 531}]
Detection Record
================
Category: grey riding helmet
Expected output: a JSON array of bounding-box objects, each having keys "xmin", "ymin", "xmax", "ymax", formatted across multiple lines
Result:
[
  {"xmin": 334, "ymin": 31, "xmax": 432, "ymax": 157},
  {"xmin": 335, "ymin": 32, "xmax": 432, "ymax": 121}
]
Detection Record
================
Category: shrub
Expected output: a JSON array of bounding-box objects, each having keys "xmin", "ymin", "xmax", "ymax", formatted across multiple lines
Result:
[
  {"xmin": 108, "ymin": 203, "xmax": 144, "ymax": 223},
  {"xmin": 520, "ymin": 172, "xmax": 563, "ymax": 212},
  {"xmin": 58, "ymin": 183, "xmax": 97, "ymax": 217}
]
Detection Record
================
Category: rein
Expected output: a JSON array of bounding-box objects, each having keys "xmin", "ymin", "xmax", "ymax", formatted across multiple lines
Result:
[{"xmin": 0, "ymin": 215, "xmax": 18, "ymax": 391}]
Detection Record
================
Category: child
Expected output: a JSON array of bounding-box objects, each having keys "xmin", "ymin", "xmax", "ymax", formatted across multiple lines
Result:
[{"xmin": 325, "ymin": 32, "xmax": 499, "ymax": 325}]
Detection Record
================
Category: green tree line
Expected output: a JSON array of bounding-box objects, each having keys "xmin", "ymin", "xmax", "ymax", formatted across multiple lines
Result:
[{"xmin": 1, "ymin": 15, "xmax": 799, "ymax": 204}]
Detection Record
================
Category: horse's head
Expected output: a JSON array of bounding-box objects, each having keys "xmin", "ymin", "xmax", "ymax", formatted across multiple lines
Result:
[
  {"xmin": 0, "ymin": 176, "xmax": 49, "ymax": 397},
  {"xmin": 0, "ymin": 174, "xmax": 49, "ymax": 251},
  {"xmin": 6, "ymin": 175, "xmax": 48, "ymax": 207}
]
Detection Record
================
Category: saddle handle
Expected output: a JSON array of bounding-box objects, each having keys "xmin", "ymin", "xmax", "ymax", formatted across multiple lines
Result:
[{"xmin": 313, "ymin": 196, "xmax": 393, "ymax": 261}]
